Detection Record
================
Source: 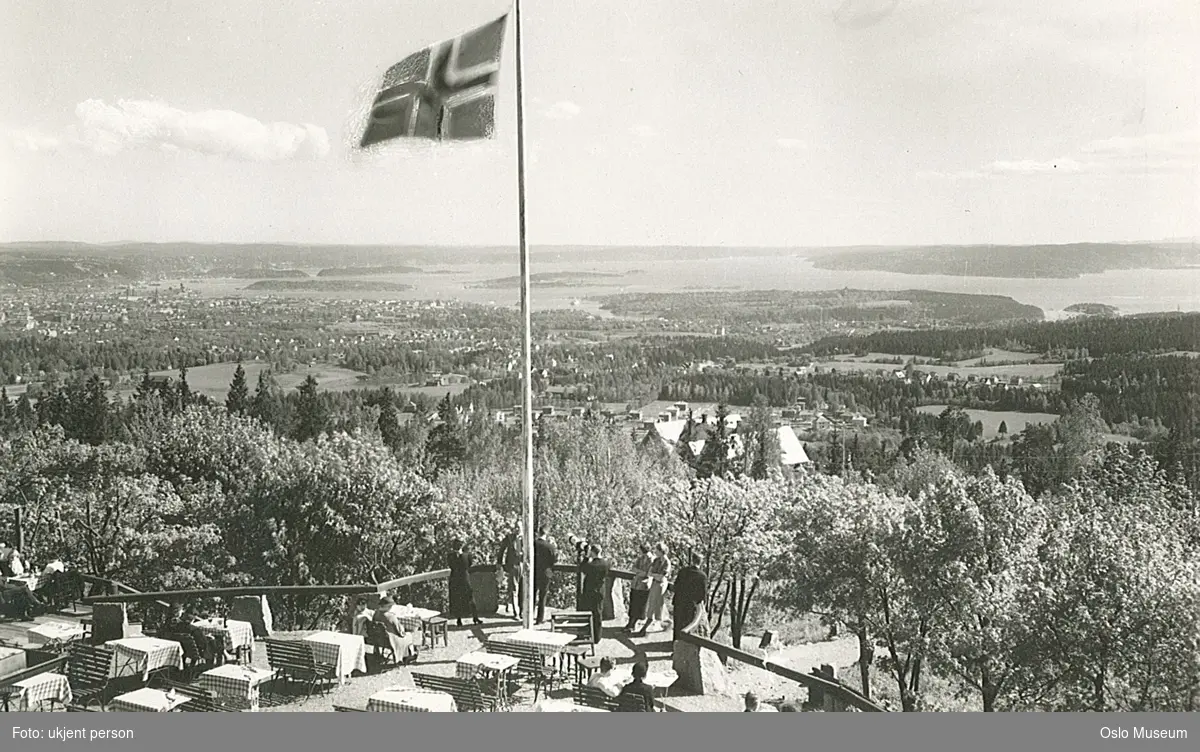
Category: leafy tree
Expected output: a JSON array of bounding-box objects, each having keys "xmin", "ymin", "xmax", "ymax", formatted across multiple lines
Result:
[
  {"xmin": 663, "ymin": 475, "xmax": 785, "ymax": 649},
  {"xmin": 740, "ymin": 394, "xmax": 780, "ymax": 479},
  {"xmin": 226, "ymin": 363, "xmax": 250, "ymax": 415}
]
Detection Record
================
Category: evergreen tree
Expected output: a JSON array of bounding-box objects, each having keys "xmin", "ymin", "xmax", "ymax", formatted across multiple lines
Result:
[
  {"xmin": 377, "ymin": 387, "xmax": 401, "ymax": 450},
  {"xmin": 292, "ymin": 374, "xmax": 327, "ymax": 442},
  {"xmin": 425, "ymin": 395, "xmax": 466, "ymax": 477},
  {"xmin": 0, "ymin": 387, "xmax": 10, "ymax": 434},
  {"xmin": 80, "ymin": 374, "xmax": 112, "ymax": 445},
  {"xmin": 13, "ymin": 394, "xmax": 34, "ymax": 431},
  {"xmin": 695, "ymin": 403, "xmax": 735, "ymax": 479},
  {"xmin": 134, "ymin": 369, "xmax": 155, "ymax": 402},
  {"xmin": 998, "ymin": 420, "xmax": 1008, "ymax": 436},
  {"xmin": 741, "ymin": 394, "xmax": 780, "ymax": 479},
  {"xmin": 250, "ymin": 369, "xmax": 283, "ymax": 431},
  {"xmin": 226, "ymin": 362, "xmax": 250, "ymax": 415},
  {"xmin": 177, "ymin": 367, "xmax": 192, "ymax": 409}
]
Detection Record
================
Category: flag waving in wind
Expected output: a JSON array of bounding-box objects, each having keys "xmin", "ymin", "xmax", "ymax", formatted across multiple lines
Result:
[{"xmin": 360, "ymin": 13, "xmax": 509, "ymax": 147}]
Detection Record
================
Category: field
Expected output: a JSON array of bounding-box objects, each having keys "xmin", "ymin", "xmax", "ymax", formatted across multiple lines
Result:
[
  {"xmin": 816, "ymin": 352, "xmax": 1062, "ymax": 381},
  {"xmin": 142, "ymin": 362, "xmax": 371, "ymax": 400},
  {"xmin": 916, "ymin": 405, "xmax": 1059, "ymax": 439}
]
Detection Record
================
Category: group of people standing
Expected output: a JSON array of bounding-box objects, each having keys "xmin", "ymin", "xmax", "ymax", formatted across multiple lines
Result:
[{"xmin": 625, "ymin": 542, "xmax": 672, "ymax": 636}]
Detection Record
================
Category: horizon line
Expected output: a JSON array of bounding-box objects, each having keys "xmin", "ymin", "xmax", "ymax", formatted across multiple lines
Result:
[{"xmin": 1, "ymin": 237, "xmax": 1197, "ymax": 250}]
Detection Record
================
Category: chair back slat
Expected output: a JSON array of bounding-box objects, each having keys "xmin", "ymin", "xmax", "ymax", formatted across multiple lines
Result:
[
  {"xmin": 574, "ymin": 683, "xmax": 620, "ymax": 711},
  {"xmin": 412, "ymin": 671, "xmax": 493, "ymax": 711}
]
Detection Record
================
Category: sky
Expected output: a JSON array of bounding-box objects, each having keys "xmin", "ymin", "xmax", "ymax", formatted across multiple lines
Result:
[{"xmin": 1, "ymin": 0, "xmax": 1197, "ymax": 247}]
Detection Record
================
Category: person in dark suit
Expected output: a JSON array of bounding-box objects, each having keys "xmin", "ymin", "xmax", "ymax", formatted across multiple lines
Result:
[
  {"xmin": 578, "ymin": 543, "xmax": 610, "ymax": 643},
  {"xmin": 532, "ymin": 527, "xmax": 557, "ymax": 624},
  {"xmin": 448, "ymin": 539, "xmax": 482, "ymax": 627},
  {"xmin": 0, "ymin": 575, "xmax": 45, "ymax": 619},
  {"xmin": 165, "ymin": 604, "xmax": 222, "ymax": 665},
  {"xmin": 617, "ymin": 660, "xmax": 656, "ymax": 712},
  {"xmin": 672, "ymin": 551, "xmax": 708, "ymax": 639}
]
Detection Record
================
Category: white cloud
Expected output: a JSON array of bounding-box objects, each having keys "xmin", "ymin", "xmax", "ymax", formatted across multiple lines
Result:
[
  {"xmin": 542, "ymin": 100, "xmax": 582, "ymax": 121},
  {"xmin": 921, "ymin": 128, "xmax": 1200, "ymax": 180},
  {"xmin": 7, "ymin": 99, "xmax": 330, "ymax": 161},
  {"xmin": 6, "ymin": 129, "xmax": 63, "ymax": 153}
]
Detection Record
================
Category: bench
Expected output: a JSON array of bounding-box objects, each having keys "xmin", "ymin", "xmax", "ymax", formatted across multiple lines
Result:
[
  {"xmin": 334, "ymin": 704, "xmax": 367, "ymax": 712},
  {"xmin": 65, "ymin": 643, "xmax": 115, "ymax": 710},
  {"xmin": 574, "ymin": 683, "xmax": 620, "ymax": 712},
  {"xmin": 412, "ymin": 671, "xmax": 499, "ymax": 712},
  {"xmin": 263, "ymin": 638, "xmax": 336, "ymax": 701},
  {"xmin": 485, "ymin": 639, "xmax": 556, "ymax": 702}
]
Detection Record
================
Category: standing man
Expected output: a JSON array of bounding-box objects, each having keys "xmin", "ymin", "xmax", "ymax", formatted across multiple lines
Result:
[
  {"xmin": 578, "ymin": 543, "xmax": 610, "ymax": 644},
  {"xmin": 625, "ymin": 543, "xmax": 652, "ymax": 633},
  {"xmin": 533, "ymin": 526, "xmax": 557, "ymax": 624},
  {"xmin": 672, "ymin": 551, "xmax": 708, "ymax": 639},
  {"xmin": 497, "ymin": 524, "xmax": 524, "ymax": 620}
]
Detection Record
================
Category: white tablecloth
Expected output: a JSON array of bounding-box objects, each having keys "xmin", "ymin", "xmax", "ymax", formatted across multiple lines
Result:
[
  {"xmin": 26, "ymin": 621, "xmax": 86, "ymax": 646},
  {"xmin": 109, "ymin": 687, "xmax": 191, "ymax": 713},
  {"xmin": 490, "ymin": 629, "xmax": 576, "ymax": 656},
  {"xmin": 368, "ymin": 687, "xmax": 456, "ymax": 712},
  {"xmin": 611, "ymin": 667, "xmax": 678, "ymax": 693},
  {"xmin": 199, "ymin": 665, "xmax": 276, "ymax": 711},
  {"xmin": 105, "ymin": 637, "xmax": 184, "ymax": 682},
  {"xmin": 304, "ymin": 631, "xmax": 366, "ymax": 683},
  {"xmin": 455, "ymin": 650, "xmax": 521, "ymax": 679},
  {"xmin": 11, "ymin": 672, "xmax": 73, "ymax": 711}
]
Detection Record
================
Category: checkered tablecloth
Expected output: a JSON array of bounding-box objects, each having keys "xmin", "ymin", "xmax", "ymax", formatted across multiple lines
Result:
[
  {"xmin": 12, "ymin": 672, "xmax": 72, "ymax": 711},
  {"xmin": 105, "ymin": 637, "xmax": 184, "ymax": 682},
  {"xmin": 455, "ymin": 651, "xmax": 521, "ymax": 679},
  {"xmin": 491, "ymin": 629, "xmax": 576, "ymax": 656},
  {"xmin": 389, "ymin": 606, "xmax": 439, "ymax": 633},
  {"xmin": 109, "ymin": 687, "xmax": 191, "ymax": 713},
  {"xmin": 367, "ymin": 687, "xmax": 456, "ymax": 712},
  {"xmin": 26, "ymin": 621, "xmax": 86, "ymax": 647},
  {"xmin": 304, "ymin": 631, "xmax": 366, "ymax": 681},
  {"xmin": 192, "ymin": 618, "xmax": 255, "ymax": 659},
  {"xmin": 199, "ymin": 665, "xmax": 276, "ymax": 711}
]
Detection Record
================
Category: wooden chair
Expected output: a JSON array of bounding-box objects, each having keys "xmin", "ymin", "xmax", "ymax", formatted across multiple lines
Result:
[
  {"xmin": 162, "ymin": 632, "xmax": 207, "ymax": 680},
  {"xmin": 485, "ymin": 640, "xmax": 556, "ymax": 702},
  {"xmin": 65, "ymin": 704, "xmax": 101, "ymax": 712},
  {"xmin": 423, "ymin": 616, "xmax": 449, "ymax": 649},
  {"xmin": 412, "ymin": 672, "xmax": 500, "ymax": 712},
  {"xmin": 263, "ymin": 638, "xmax": 335, "ymax": 701},
  {"xmin": 363, "ymin": 621, "xmax": 396, "ymax": 668},
  {"xmin": 65, "ymin": 644, "xmax": 115, "ymax": 710},
  {"xmin": 552, "ymin": 611, "xmax": 597, "ymax": 679}
]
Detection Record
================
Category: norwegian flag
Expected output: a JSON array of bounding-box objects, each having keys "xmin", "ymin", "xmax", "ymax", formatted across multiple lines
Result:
[{"xmin": 360, "ymin": 14, "xmax": 508, "ymax": 146}]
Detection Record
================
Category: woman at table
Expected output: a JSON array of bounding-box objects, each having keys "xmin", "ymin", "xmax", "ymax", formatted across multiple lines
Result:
[
  {"xmin": 447, "ymin": 539, "xmax": 482, "ymax": 627},
  {"xmin": 636, "ymin": 542, "xmax": 671, "ymax": 637},
  {"xmin": 586, "ymin": 657, "xmax": 623, "ymax": 698},
  {"xmin": 372, "ymin": 597, "xmax": 418, "ymax": 664}
]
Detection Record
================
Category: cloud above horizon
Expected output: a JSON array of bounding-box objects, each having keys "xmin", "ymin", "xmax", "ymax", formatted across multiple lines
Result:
[
  {"xmin": 919, "ymin": 128, "xmax": 1200, "ymax": 180},
  {"xmin": 7, "ymin": 99, "xmax": 330, "ymax": 162}
]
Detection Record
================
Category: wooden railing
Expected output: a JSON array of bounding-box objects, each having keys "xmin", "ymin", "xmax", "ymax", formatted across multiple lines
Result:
[{"xmin": 674, "ymin": 624, "xmax": 886, "ymax": 713}]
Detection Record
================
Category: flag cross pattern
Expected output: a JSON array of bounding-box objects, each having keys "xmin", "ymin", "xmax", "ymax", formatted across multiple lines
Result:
[{"xmin": 360, "ymin": 15, "xmax": 508, "ymax": 146}]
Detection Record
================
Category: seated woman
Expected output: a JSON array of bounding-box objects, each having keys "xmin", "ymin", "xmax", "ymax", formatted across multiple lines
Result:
[
  {"xmin": 585, "ymin": 657, "xmax": 623, "ymax": 698},
  {"xmin": 371, "ymin": 596, "xmax": 418, "ymax": 664}
]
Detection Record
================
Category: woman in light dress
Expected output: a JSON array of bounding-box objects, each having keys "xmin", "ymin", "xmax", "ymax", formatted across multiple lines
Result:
[{"xmin": 637, "ymin": 542, "xmax": 671, "ymax": 636}]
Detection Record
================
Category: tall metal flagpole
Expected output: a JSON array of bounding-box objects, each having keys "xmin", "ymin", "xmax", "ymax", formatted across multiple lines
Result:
[{"xmin": 514, "ymin": 0, "xmax": 536, "ymax": 631}]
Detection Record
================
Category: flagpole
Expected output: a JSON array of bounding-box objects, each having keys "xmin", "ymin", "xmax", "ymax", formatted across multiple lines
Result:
[{"xmin": 514, "ymin": 0, "xmax": 536, "ymax": 631}]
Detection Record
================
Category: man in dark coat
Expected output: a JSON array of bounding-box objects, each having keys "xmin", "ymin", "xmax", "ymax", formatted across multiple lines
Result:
[
  {"xmin": 672, "ymin": 551, "xmax": 708, "ymax": 639},
  {"xmin": 533, "ymin": 527, "xmax": 557, "ymax": 624},
  {"xmin": 448, "ymin": 539, "xmax": 482, "ymax": 627},
  {"xmin": 578, "ymin": 543, "xmax": 610, "ymax": 643}
]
